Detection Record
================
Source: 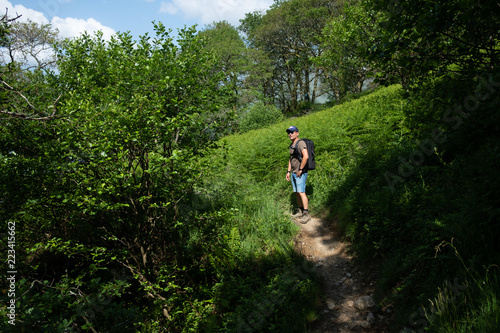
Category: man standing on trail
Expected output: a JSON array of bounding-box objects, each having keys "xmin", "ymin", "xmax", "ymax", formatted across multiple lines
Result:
[{"xmin": 285, "ymin": 125, "xmax": 311, "ymax": 224}]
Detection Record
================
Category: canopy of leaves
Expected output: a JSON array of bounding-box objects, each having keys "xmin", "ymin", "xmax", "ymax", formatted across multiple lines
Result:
[
  {"xmin": 239, "ymin": 0, "xmax": 337, "ymax": 111},
  {"xmin": 317, "ymin": 0, "xmax": 374, "ymax": 101},
  {"xmin": 0, "ymin": 23, "xmax": 235, "ymax": 331},
  {"xmin": 363, "ymin": 0, "xmax": 500, "ymax": 85},
  {"xmin": 199, "ymin": 20, "xmax": 250, "ymax": 109},
  {"xmin": 1, "ymin": 19, "xmax": 61, "ymax": 70},
  {"xmin": 2, "ymin": 1, "xmax": 500, "ymax": 331}
]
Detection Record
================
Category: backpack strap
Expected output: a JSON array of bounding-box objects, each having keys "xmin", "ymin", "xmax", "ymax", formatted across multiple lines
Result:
[{"xmin": 291, "ymin": 139, "xmax": 304, "ymax": 162}]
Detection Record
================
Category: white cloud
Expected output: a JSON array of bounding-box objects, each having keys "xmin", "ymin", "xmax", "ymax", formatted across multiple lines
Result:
[
  {"xmin": 159, "ymin": 2, "xmax": 178, "ymax": 15},
  {"xmin": 51, "ymin": 16, "xmax": 115, "ymax": 40},
  {"xmin": 0, "ymin": 0, "xmax": 115, "ymax": 40},
  {"xmin": 0, "ymin": 0, "xmax": 50, "ymax": 24},
  {"xmin": 160, "ymin": 0, "xmax": 272, "ymax": 26}
]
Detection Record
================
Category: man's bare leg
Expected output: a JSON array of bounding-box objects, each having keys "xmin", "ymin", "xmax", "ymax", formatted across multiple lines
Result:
[{"xmin": 297, "ymin": 192, "xmax": 308, "ymax": 210}]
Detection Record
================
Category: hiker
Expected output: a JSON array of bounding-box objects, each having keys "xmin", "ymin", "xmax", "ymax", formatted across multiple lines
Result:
[{"xmin": 285, "ymin": 125, "xmax": 311, "ymax": 224}]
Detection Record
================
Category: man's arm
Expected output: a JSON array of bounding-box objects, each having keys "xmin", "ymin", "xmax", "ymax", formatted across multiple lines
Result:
[{"xmin": 298, "ymin": 148, "xmax": 308, "ymax": 177}]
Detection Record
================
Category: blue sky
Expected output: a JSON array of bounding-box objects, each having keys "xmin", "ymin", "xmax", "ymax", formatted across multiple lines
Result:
[{"xmin": 2, "ymin": 0, "xmax": 274, "ymax": 40}]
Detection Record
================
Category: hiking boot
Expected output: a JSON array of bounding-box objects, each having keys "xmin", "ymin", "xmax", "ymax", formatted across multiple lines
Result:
[
  {"xmin": 299, "ymin": 211, "xmax": 311, "ymax": 224},
  {"xmin": 291, "ymin": 209, "xmax": 303, "ymax": 218}
]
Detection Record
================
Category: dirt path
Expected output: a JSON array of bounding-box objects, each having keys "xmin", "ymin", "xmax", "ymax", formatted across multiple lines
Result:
[{"xmin": 293, "ymin": 216, "xmax": 390, "ymax": 332}]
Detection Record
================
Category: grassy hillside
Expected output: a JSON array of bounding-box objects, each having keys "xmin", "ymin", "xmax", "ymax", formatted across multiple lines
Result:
[{"xmin": 202, "ymin": 82, "xmax": 499, "ymax": 331}]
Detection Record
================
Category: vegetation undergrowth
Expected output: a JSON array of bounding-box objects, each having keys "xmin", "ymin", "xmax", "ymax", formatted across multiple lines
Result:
[
  {"xmin": 195, "ymin": 149, "xmax": 320, "ymax": 331},
  {"xmin": 199, "ymin": 85, "xmax": 407, "ymax": 330},
  {"xmin": 2, "ymin": 0, "xmax": 499, "ymax": 331},
  {"xmin": 424, "ymin": 242, "xmax": 499, "ymax": 333},
  {"xmin": 206, "ymin": 79, "xmax": 499, "ymax": 331},
  {"xmin": 3, "ymin": 76, "xmax": 497, "ymax": 331}
]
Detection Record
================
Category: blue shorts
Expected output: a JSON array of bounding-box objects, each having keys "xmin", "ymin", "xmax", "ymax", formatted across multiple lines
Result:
[{"xmin": 291, "ymin": 172, "xmax": 308, "ymax": 193}]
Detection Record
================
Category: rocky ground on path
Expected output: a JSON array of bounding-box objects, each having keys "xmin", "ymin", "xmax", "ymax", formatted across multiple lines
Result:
[{"xmin": 293, "ymin": 216, "xmax": 392, "ymax": 333}]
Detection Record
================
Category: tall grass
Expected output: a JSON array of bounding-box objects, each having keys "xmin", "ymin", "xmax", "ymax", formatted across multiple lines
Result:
[
  {"xmin": 197, "ymin": 142, "xmax": 318, "ymax": 332},
  {"xmin": 220, "ymin": 84, "xmax": 405, "ymax": 214},
  {"xmin": 202, "ymin": 78, "xmax": 500, "ymax": 331},
  {"xmin": 197, "ymin": 85, "xmax": 407, "ymax": 331},
  {"xmin": 425, "ymin": 244, "xmax": 499, "ymax": 332}
]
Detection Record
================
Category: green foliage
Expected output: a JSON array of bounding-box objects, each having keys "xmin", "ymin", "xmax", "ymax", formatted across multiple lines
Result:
[
  {"xmin": 220, "ymin": 77, "xmax": 499, "ymax": 331},
  {"xmin": 219, "ymin": 257, "xmax": 319, "ymax": 333},
  {"xmin": 2, "ymin": 0, "xmax": 499, "ymax": 331},
  {"xmin": 424, "ymin": 245, "xmax": 500, "ymax": 333},
  {"xmin": 310, "ymin": 72, "xmax": 500, "ymax": 330},
  {"xmin": 239, "ymin": 101, "xmax": 284, "ymax": 133},
  {"xmin": 195, "ymin": 127, "xmax": 322, "ymax": 331},
  {"xmin": 3, "ymin": 240, "xmax": 141, "ymax": 332},
  {"xmin": 5, "ymin": 19, "xmax": 61, "ymax": 70},
  {"xmin": 239, "ymin": 0, "xmax": 335, "ymax": 111},
  {"xmin": 1, "ymin": 20, "xmax": 320, "ymax": 331},
  {"xmin": 362, "ymin": 0, "xmax": 500, "ymax": 86},
  {"xmin": 0, "ymin": 10, "xmax": 18, "ymax": 48},
  {"xmin": 317, "ymin": 0, "xmax": 374, "ymax": 101},
  {"xmin": 0, "ymin": 23, "xmax": 234, "ymax": 332},
  {"xmin": 199, "ymin": 21, "xmax": 247, "ymax": 98}
]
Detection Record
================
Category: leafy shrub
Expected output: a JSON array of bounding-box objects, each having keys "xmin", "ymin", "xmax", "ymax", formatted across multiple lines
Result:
[{"xmin": 239, "ymin": 102, "xmax": 284, "ymax": 133}]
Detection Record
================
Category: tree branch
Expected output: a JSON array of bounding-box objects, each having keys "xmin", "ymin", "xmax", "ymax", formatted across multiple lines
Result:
[
  {"xmin": 1, "ymin": 8, "xmax": 22, "ymax": 23},
  {"xmin": 1, "ymin": 79, "xmax": 37, "ymax": 110},
  {"xmin": 0, "ymin": 79, "xmax": 63, "ymax": 120}
]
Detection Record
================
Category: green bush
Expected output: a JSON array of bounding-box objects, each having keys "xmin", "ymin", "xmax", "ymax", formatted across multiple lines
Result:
[{"xmin": 239, "ymin": 102, "xmax": 285, "ymax": 133}]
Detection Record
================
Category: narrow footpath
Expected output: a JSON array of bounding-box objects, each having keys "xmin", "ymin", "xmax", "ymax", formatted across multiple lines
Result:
[{"xmin": 293, "ymin": 216, "xmax": 391, "ymax": 332}]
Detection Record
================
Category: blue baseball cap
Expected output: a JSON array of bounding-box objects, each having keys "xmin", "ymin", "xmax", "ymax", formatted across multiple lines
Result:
[{"xmin": 286, "ymin": 125, "xmax": 299, "ymax": 133}]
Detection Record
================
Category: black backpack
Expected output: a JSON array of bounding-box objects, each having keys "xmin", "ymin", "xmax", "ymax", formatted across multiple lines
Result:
[{"xmin": 291, "ymin": 139, "xmax": 316, "ymax": 171}]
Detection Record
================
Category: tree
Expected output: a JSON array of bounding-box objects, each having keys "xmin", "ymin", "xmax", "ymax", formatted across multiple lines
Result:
[
  {"xmin": 317, "ymin": 0, "xmax": 375, "ymax": 101},
  {"xmin": 0, "ymin": 10, "xmax": 21, "ymax": 47},
  {"xmin": 0, "ymin": 23, "xmax": 233, "ymax": 331},
  {"xmin": 239, "ymin": 10, "xmax": 265, "ymax": 48},
  {"xmin": 1, "ymin": 18, "xmax": 62, "ymax": 122},
  {"xmin": 240, "ymin": 0, "xmax": 336, "ymax": 112},
  {"xmin": 363, "ymin": 0, "xmax": 500, "ymax": 86},
  {"xmin": 1, "ymin": 19, "xmax": 61, "ymax": 70},
  {"xmin": 200, "ymin": 20, "xmax": 274, "ymax": 108},
  {"xmin": 199, "ymin": 21, "xmax": 246, "ymax": 96}
]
